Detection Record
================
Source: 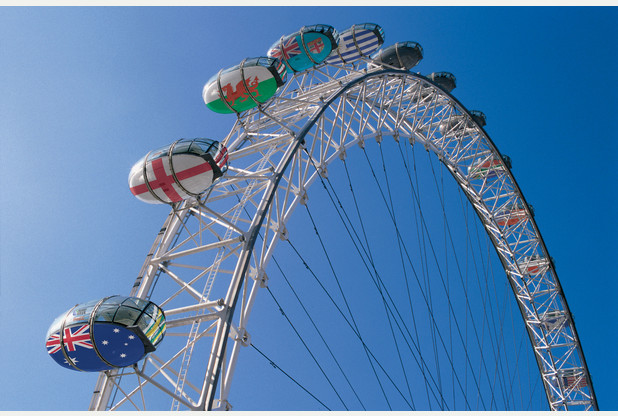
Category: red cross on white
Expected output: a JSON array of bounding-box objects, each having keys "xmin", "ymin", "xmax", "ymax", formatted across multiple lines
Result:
[
  {"xmin": 307, "ymin": 38, "xmax": 325, "ymax": 54},
  {"xmin": 130, "ymin": 157, "xmax": 212, "ymax": 203}
]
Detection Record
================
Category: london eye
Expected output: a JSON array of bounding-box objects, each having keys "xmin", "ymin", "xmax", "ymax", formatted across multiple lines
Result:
[{"xmin": 43, "ymin": 21, "xmax": 598, "ymax": 411}]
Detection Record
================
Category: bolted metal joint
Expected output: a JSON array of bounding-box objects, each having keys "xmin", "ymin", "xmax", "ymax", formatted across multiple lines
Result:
[
  {"xmin": 235, "ymin": 327, "xmax": 251, "ymax": 347},
  {"xmin": 298, "ymin": 189, "xmax": 309, "ymax": 205},
  {"xmin": 318, "ymin": 165, "xmax": 328, "ymax": 178},
  {"xmin": 278, "ymin": 224, "xmax": 288, "ymax": 241}
]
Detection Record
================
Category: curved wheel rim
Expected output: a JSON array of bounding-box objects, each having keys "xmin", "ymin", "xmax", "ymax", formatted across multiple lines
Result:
[{"xmin": 89, "ymin": 61, "xmax": 597, "ymax": 412}]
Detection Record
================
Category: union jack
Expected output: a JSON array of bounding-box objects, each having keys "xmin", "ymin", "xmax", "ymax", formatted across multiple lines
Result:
[
  {"xmin": 270, "ymin": 36, "xmax": 301, "ymax": 61},
  {"xmin": 46, "ymin": 324, "xmax": 93, "ymax": 355}
]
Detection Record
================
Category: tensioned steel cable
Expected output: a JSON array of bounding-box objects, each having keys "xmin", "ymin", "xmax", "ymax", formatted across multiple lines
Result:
[
  {"xmin": 224, "ymin": 74, "xmax": 540, "ymax": 410},
  {"xmin": 424, "ymin": 147, "xmax": 509, "ymax": 409},
  {"xmin": 498, "ymin": 282, "xmax": 524, "ymax": 409},
  {"xmin": 312, "ymin": 167, "xmax": 452, "ymax": 409},
  {"xmin": 242, "ymin": 146, "xmax": 528, "ymax": 410},
  {"xmin": 283, "ymin": 237, "xmax": 413, "ymax": 409},
  {"xmin": 301, "ymin": 203, "xmax": 389, "ymax": 409},
  {"xmin": 304, "ymin": 153, "xmax": 449, "ymax": 408},
  {"xmin": 342, "ymin": 157, "xmax": 420, "ymax": 410},
  {"xmin": 367, "ymin": 142, "xmax": 468, "ymax": 409},
  {"xmin": 230, "ymin": 165, "xmax": 404, "ymax": 411},
  {"xmin": 527, "ymin": 370, "xmax": 542, "ymax": 410},
  {"xmin": 400, "ymin": 138, "xmax": 510, "ymax": 412},
  {"xmin": 406, "ymin": 140, "xmax": 444, "ymax": 409},
  {"xmin": 358, "ymin": 143, "xmax": 478, "ymax": 409},
  {"xmin": 425, "ymin": 148, "xmax": 526, "ymax": 410},
  {"xmin": 503, "ymin": 283, "xmax": 528, "ymax": 409},
  {"xmin": 397, "ymin": 140, "xmax": 493, "ymax": 409},
  {"xmin": 269, "ymin": 254, "xmax": 367, "ymax": 410},
  {"xmin": 385, "ymin": 143, "xmax": 435, "ymax": 408},
  {"xmin": 376, "ymin": 141, "xmax": 436, "ymax": 409},
  {"xmin": 230, "ymin": 177, "xmax": 404, "ymax": 410},
  {"xmin": 452, "ymin": 163, "xmax": 509, "ymax": 409},
  {"xmin": 250, "ymin": 343, "xmax": 330, "ymax": 410},
  {"xmin": 264, "ymin": 285, "xmax": 349, "ymax": 409},
  {"xmin": 337, "ymin": 147, "xmax": 417, "ymax": 410},
  {"xmin": 347, "ymin": 139, "xmax": 489, "ymax": 410},
  {"xmin": 408, "ymin": 144, "xmax": 443, "ymax": 403},
  {"xmin": 228, "ymin": 184, "xmax": 358, "ymax": 410},
  {"xmin": 244, "ymin": 138, "xmax": 528, "ymax": 412}
]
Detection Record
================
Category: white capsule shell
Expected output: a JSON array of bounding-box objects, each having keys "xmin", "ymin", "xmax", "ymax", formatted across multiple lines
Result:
[{"xmin": 129, "ymin": 139, "xmax": 228, "ymax": 205}]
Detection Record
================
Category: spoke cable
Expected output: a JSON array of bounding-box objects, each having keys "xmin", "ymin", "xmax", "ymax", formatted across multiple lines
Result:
[
  {"xmin": 264, "ymin": 286, "xmax": 349, "ymax": 410},
  {"xmin": 360, "ymin": 143, "xmax": 478, "ymax": 409},
  {"xmin": 304, "ymin": 152, "xmax": 455, "ymax": 408},
  {"xmin": 347, "ymin": 154, "xmax": 433, "ymax": 407},
  {"xmin": 306, "ymin": 149, "xmax": 454, "ymax": 409},
  {"xmin": 302, "ymin": 203, "xmax": 389, "ymax": 409},
  {"xmin": 340, "ymin": 152, "xmax": 416, "ymax": 409},
  {"xmin": 285, "ymin": 238, "xmax": 415, "ymax": 409},
  {"xmin": 399, "ymin": 140, "xmax": 506, "ymax": 410},
  {"xmin": 250, "ymin": 343, "xmax": 331, "ymax": 410},
  {"xmin": 269, "ymin": 254, "xmax": 367, "ymax": 410},
  {"xmin": 426, "ymin": 149, "xmax": 509, "ymax": 409}
]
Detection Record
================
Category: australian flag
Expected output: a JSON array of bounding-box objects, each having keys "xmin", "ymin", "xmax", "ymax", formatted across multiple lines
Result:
[
  {"xmin": 46, "ymin": 323, "xmax": 146, "ymax": 372},
  {"xmin": 326, "ymin": 28, "xmax": 382, "ymax": 65}
]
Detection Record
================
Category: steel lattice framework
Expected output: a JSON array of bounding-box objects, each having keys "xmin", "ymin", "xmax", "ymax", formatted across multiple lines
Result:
[{"xmin": 88, "ymin": 58, "xmax": 597, "ymax": 411}]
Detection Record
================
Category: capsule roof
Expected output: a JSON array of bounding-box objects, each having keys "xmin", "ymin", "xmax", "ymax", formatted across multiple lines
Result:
[{"xmin": 371, "ymin": 41, "xmax": 423, "ymax": 70}]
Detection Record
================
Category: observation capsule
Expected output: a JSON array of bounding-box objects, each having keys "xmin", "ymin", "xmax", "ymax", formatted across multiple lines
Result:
[
  {"xmin": 426, "ymin": 72, "xmax": 456, "ymax": 93},
  {"xmin": 45, "ymin": 296, "xmax": 166, "ymax": 372},
  {"xmin": 267, "ymin": 24, "xmax": 339, "ymax": 73},
  {"xmin": 560, "ymin": 369, "xmax": 588, "ymax": 390},
  {"xmin": 203, "ymin": 57, "xmax": 287, "ymax": 114},
  {"xmin": 468, "ymin": 154, "xmax": 511, "ymax": 180},
  {"xmin": 540, "ymin": 310, "xmax": 567, "ymax": 332},
  {"xmin": 518, "ymin": 254, "xmax": 549, "ymax": 275},
  {"xmin": 439, "ymin": 110, "xmax": 486, "ymax": 136},
  {"xmin": 129, "ymin": 138, "xmax": 229, "ymax": 205},
  {"xmin": 470, "ymin": 110, "xmax": 486, "ymax": 127},
  {"xmin": 494, "ymin": 202, "xmax": 528, "ymax": 227},
  {"xmin": 325, "ymin": 23, "xmax": 385, "ymax": 65},
  {"xmin": 370, "ymin": 41, "xmax": 423, "ymax": 70}
]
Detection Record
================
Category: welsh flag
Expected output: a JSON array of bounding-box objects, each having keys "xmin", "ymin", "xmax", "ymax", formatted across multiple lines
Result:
[{"xmin": 204, "ymin": 65, "xmax": 279, "ymax": 114}]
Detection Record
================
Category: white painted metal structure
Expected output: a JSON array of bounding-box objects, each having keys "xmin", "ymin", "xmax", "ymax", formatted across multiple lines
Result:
[{"xmin": 88, "ymin": 50, "xmax": 597, "ymax": 411}]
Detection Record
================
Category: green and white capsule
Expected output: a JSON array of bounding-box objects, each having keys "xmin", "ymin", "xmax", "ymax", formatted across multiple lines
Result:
[{"xmin": 203, "ymin": 57, "xmax": 287, "ymax": 114}]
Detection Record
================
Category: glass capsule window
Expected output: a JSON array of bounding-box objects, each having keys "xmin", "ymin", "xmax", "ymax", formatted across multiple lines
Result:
[
  {"xmin": 147, "ymin": 139, "xmax": 227, "ymax": 171},
  {"xmin": 360, "ymin": 23, "xmax": 385, "ymax": 43},
  {"xmin": 94, "ymin": 304, "xmax": 118, "ymax": 322},
  {"xmin": 113, "ymin": 306, "xmax": 143, "ymax": 326},
  {"xmin": 307, "ymin": 24, "xmax": 339, "ymax": 46},
  {"xmin": 136, "ymin": 304, "xmax": 166, "ymax": 347},
  {"xmin": 91, "ymin": 296, "xmax": 166, "ymax": 348},
  {"xmin": 122, "ymin": 296, "xmax": 150, "ymax": 310},
  {"xmin": 46, "ymin": 308, "xmax": 72, "ymax": 339}
]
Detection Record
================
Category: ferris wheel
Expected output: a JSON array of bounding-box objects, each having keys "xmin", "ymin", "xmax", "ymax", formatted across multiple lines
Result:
[{"xmin": 66, "ymin": 23, "xmax": 598, "ymax": 411}]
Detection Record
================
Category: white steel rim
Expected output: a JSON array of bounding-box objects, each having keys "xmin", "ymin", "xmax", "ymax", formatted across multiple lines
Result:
[{"xmin": 88, "ymin": 58, "xmax": 597, "ymax": 411}]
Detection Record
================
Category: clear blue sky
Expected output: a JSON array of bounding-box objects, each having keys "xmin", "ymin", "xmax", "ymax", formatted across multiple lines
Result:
[{"xmin": 1, "ymin": 6, "xmax": 616, "ymax": 411}]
